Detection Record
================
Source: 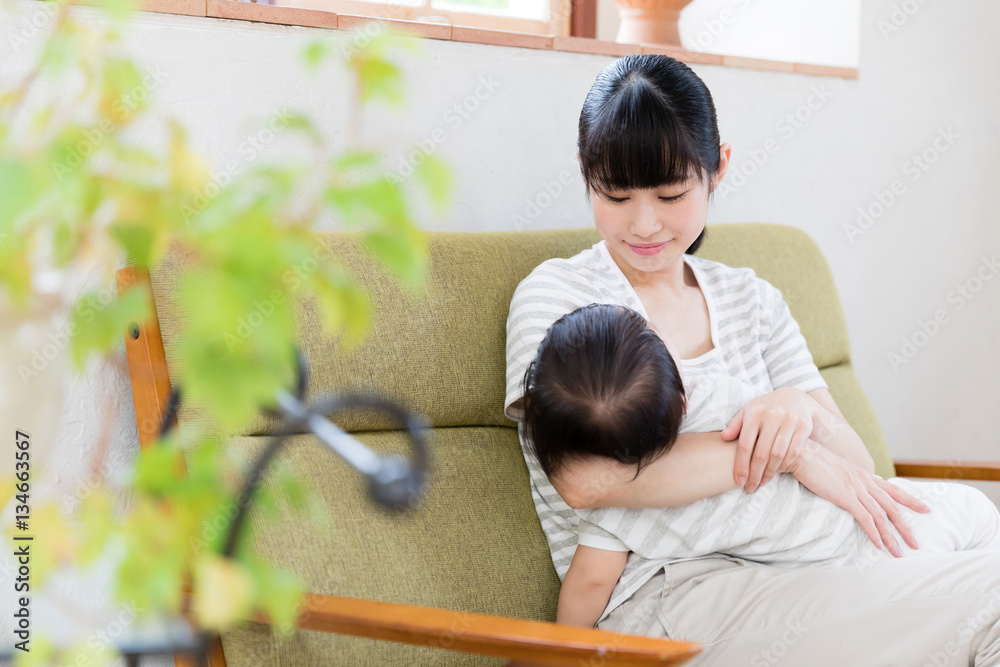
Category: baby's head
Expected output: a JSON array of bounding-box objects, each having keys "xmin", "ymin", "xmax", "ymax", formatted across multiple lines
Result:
[{"xmin": 521, "ymin": 303, "xmax": 686, "ymax": 479}]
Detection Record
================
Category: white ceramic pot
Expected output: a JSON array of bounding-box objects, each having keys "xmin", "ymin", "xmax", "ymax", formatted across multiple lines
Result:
[{"xmin": 612, "ymin": 0, "xmax": 694, "ymax": 46}]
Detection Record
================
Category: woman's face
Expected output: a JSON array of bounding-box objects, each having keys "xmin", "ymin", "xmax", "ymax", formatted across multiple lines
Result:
[{"xmin": 586, "ymin": 145, "xmax": 730, "ymax": 282}]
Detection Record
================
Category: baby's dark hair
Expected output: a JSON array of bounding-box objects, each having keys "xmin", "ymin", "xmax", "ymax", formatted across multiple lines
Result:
[{"xmin": 521, "ymin": 303, "xmax": 686, "ymax": 479}]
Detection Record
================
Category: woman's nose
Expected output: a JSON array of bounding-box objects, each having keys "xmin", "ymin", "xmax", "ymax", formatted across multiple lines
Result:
[{"xmin": 631, "ymin": 201, "xmax": 662, "ymax": 237}]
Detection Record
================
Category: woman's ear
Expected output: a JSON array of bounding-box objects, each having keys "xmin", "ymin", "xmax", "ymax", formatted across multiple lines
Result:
[{"xmin": 711, "ymin": 143, "xmax": 732, "ymax": 192}]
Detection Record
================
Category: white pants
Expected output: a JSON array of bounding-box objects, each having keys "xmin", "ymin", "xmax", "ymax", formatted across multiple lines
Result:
[
  {"xmin": 852, "ymin": 477, "xmax": 1000, "ymax": 567},
  {"xmin": 597, "ymin": 480, "xmax": 1000, "ymax": 666}
]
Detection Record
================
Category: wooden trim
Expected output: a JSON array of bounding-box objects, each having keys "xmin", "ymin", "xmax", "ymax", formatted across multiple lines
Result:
[
  {"xmin": 720, "ymin": 54, "xmax": 796, "ymax": 73},
  {"xmin": 256, "ymin": 593, "xmax": 702, "ymax": 665},
  {"xmin": 451, "ymin": 24, "xmax": 553, "ymax": 49},
  {"xmin": 893, "ymin": 459, "xmax": 1000, "ymax": 482},
  {"xmin": 69, "ymin": 0, "xmax": 208, "ymax": 17},
  {"xmin": 208, "ymin": 0, "xmax": 338, "ymax": 28},
  {"xmin": 116, "ymin": 267, "xmax": 229, "ymax": 667},
  {"xmin": 641, "ymin": 43, "xmax": 723, "ymax": 66},
  {"xmin": 554, "ymin": 35, "xmax": 638, "ymax": 56},
  {"xmin": 569, "ymin": 0, "xmax": 596, "ymax": 38},
  {"xmin": 115, "ymin": 267, "xmax": 178, "ymax": 451},
  {"xmin": 792, "ymin": 62, "xmax": 859, "ymax": 78},
  {"xmin": 338, "ymin": 12, "xmax": 451, "ymax": 38}
]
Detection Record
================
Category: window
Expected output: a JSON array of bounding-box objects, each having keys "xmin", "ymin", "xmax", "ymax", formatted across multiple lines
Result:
[{"xmin": 280, "ymin": 0, "xmax": 575, "ymax": 35}]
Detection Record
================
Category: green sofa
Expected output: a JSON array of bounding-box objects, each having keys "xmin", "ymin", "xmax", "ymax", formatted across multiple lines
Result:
[{"xmin": 143, "ymin": 223, "xmax": 901, "ymax": 665}]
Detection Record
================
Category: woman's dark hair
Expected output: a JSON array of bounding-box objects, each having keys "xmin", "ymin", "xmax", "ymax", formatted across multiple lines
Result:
[
  {"xmin": 577, "ymin": 54, "xmax": 722, "ymax": 255},
  {"xmin": 521, "ymin": 304, "xmax": 686, "ymax": 479}
]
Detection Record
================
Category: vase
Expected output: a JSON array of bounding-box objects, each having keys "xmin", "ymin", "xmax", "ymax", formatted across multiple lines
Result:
[{"xmin": 612, "ymin": 0, "xmax": 694, "ymax": 46}]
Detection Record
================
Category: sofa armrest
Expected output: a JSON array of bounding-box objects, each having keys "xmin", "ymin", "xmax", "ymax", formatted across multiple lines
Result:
[
  {"xmin": 253, "ymin": 593, "xmax": 702, "ymax": 666},
  {"xmin": 893, "ymin": 459, "xmax": 1000, "ymax": 482}
]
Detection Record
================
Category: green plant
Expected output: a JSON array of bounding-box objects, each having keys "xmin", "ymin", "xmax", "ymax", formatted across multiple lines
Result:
[{"xmin": 0, "ymin": 0, "xmax": 452, "ymax": 661}]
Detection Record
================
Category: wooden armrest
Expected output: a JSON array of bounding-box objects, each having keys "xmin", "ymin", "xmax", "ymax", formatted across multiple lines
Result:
[
  {"xmin": 893, "ymin": 459, "xmax": 1000, "ymax": 482},
  {"xmin": 255, "ymin": 593, "xmax": 701, "ymax": 666}
]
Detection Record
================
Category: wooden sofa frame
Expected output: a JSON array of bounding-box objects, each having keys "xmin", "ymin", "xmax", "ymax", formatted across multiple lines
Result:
[{"xmin": 116, "ymin": 264, "xmax": 1000, "ymax": 667}]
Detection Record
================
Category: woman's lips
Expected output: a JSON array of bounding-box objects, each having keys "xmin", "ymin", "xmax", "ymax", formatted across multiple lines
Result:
[{"xmin": 628, "ymin": 241, "xmax": 669, "ymax": 256}]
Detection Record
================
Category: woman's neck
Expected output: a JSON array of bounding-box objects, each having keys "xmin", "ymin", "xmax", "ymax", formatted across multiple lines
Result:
[{"xmin": 607, "ymin": 245, "xmax": 695, "ymax": 294}]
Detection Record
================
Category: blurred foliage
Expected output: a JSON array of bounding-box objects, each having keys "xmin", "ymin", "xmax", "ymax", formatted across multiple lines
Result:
[{"xmin": 1, "ymin": 0, "xmax": 452, "ymax": 661}]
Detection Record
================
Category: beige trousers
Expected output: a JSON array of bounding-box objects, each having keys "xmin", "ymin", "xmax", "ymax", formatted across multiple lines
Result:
[{"xmin": 597, "ymin": 482, "xmax": 1000, "ymax": 667}]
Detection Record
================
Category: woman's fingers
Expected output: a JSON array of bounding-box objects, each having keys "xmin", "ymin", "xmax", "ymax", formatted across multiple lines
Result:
[
  {"xmin": 872, "ymin": 479, "xmax": 926, "ymax": 550},
  {"xmin": 846, "ymin": 497, "xmax": 885, "ymax": 551},
  {"xmin": 745, "ymin": 413, "xmax": 781, "ymax": 491},
  {"xmin": 722, "ymin": 410, "xmax": 744, "ymax": 442},
  {"xmin": 879, "ymin": 478, "xmax": 933, "ymax": 514},
  {"xmin": 733, "ymin": 408, "xmax": 761, "ymax": 487},
  {"xmin": 856, "ymin": 490, "xmax": 902, "ymax": 557},
  {"xmin": 759, "ymin": 422, "xmax": 795, "ymax": 487}
]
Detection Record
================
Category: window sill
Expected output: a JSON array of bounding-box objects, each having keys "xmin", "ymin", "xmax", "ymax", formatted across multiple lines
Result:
[{"xmin": 72, "ymin": 0, "xmax": 859, "ymax": 79}]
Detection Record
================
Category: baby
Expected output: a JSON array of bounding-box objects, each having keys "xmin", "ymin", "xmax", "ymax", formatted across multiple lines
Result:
[{"xmin": 521, "ymin": 303, "xmax": 1000, "ymax": 628}]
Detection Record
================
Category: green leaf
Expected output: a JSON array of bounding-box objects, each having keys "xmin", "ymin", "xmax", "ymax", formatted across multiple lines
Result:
[
  {"xmin": 102, "ymin": 58, "xmax": 145, "ymax": 114},
  {"xmin": 332, "ymin": 149, "xmax": 380, "ymax": 172},
  {"xmin": 364, "ymin": 228, "xmax": 427, "ymax": 288},
  {"xmin": 14, "ymin": 636, "xmax": 56, "ymax": 667},
  {"xmin": 70, "ymin": 286, "xmax": 150, "ymax": 368},
  {"xmin": 302, "ymin": 38, "xmax": 332, "ymax": 71},
  {"xmin": 356, "ymin": 57, "xmax": 404, "ymax": 107},
  {"xmin": 413, "ymin": 154, "xmax": 453, "ymax": 217},
  {"xmin": 248, "ymin": 559, "xmax": 302, "ymax": 633},
  {"xmin": 308, "ymin": 265, "xmax": 371, "ymax": 350},
  {"xmin": 280, "ymin": 111, "xmax": 323, "ymax": 143},
  {"xmin": 0, "ymin": 159, "xmax": 41, "ymax": 232},
  {"xmin": 173, "ymin": 269, "xmax": 297, "ymax": 429},
  {"xmin": 132, "ymin": 439, "xmax": 186, "ymax": 495},
  {"xmin": 109, "ymin": 222, "xmax": 157, "ymax": 266},
  {"xmin": 326, "ymin": 177, "xmax": 408, "ymax": 230}
]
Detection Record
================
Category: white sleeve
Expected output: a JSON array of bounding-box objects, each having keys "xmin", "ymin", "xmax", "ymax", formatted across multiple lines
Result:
[
  {"xmin": 576, "ymin": 516, "xmax": 630, "ymax": 552},
  {"xmin": 504, "ymin": 267, "xmax": 593, "ymax": 422},
  {"xmin": 756, "ymin": 277, "xmax": 828, "ymax": 394}
]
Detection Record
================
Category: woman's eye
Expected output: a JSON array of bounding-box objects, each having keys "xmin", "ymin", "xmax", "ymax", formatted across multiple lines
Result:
[
  {"xmin": 660, "ymin": 192, "xmax": 687, "ymax": 202},
  {"xmin": 607, "ymin": 196, "xmax": 628, "ymax": 203}
]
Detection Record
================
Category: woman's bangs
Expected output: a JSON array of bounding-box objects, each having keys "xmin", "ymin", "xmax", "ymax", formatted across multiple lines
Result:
[{"xmin": 582, "ymin": 92, "xmax": 703, "ymax": 194}]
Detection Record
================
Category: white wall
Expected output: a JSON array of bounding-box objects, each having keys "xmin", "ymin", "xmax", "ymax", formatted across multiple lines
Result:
[{"xmin": 1, "ymin": 0, "xmax": 998, "ymax": 658}]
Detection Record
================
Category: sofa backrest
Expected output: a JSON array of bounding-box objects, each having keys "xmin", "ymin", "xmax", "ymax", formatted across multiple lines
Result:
[{"xmin": 148, "ymin": 223, "xmax": 894, "ymax": 666}]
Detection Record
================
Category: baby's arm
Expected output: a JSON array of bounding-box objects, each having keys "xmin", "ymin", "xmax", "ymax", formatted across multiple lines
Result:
[{"xmin": 557, "ymin": 544, "xmax": 628, "ymax": 628}]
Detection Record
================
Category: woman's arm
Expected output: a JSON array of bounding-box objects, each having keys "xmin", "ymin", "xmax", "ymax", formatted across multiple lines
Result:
[
  {"xmin": 784, "ymin": 439, "xmax": 930, "ymax": 557},
  {"xmin": 556, "ymin": 546, "xmax": 628, "ymax": 628},
  {"xmin": 551, "ymin": 431, "xmax": 740, "ymax": 509},
  {"xmin": 804, "ymin": 388, "xmax": 876, "ymax": 474}
]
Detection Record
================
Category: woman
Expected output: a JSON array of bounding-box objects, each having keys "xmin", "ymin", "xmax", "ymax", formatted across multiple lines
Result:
[{"xmin": 504, "ymin": 54, "xmax": 1000, "ymax": 665}]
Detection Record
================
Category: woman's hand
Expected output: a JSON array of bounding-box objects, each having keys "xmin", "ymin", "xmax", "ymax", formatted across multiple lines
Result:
[
  {"xmin": 782, "ymin": 439, "xmax": 932, "ymax": 556},
  {"xmin": 721, "ymin": 387, "xmax": 816, "ymax": 493}
]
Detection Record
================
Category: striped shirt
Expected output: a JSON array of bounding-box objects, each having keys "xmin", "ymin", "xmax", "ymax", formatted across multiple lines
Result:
[{"xmin": 504, "ymin": 239, "xmax": 831, "ymax": 623}]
